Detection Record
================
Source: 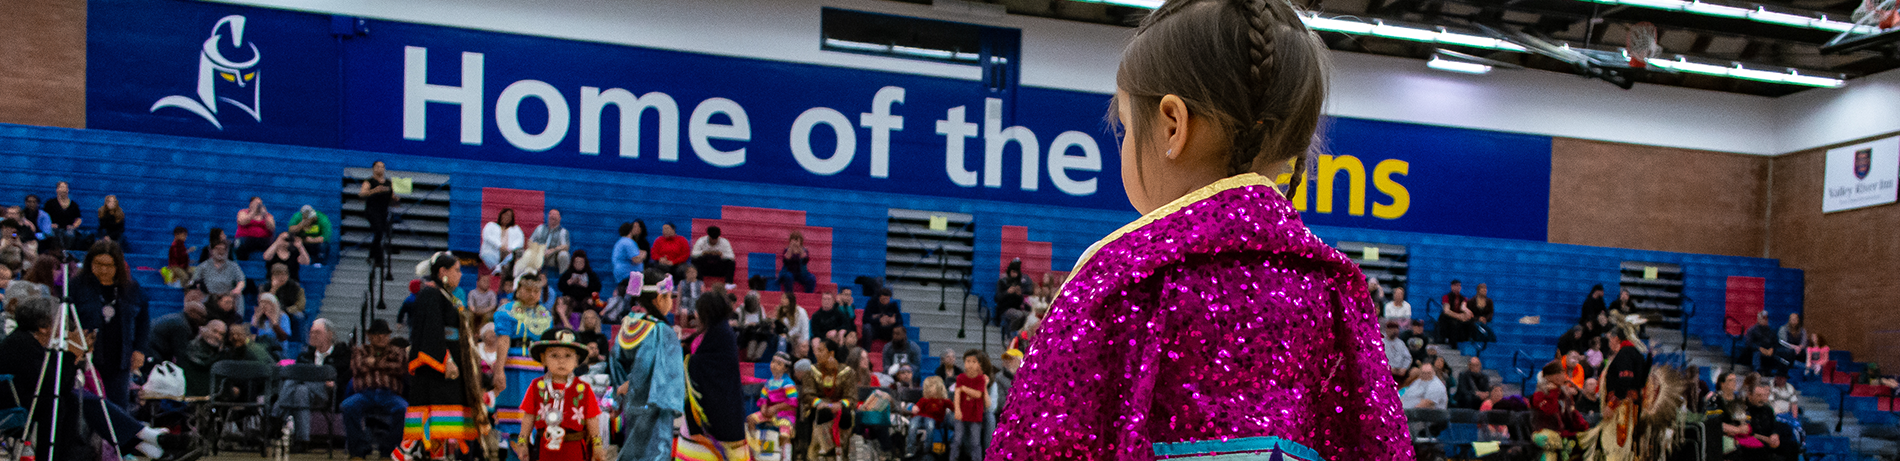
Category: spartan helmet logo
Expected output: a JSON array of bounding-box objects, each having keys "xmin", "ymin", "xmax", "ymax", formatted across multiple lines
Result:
[{"xmin": 150, "ymin": 15, "xmax": 260, "ymax": 130}]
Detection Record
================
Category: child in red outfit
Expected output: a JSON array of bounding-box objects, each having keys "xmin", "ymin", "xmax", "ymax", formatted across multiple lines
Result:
[{"xmin": 516, "ymin": 328, "xmax": 604, "ymax": 461}]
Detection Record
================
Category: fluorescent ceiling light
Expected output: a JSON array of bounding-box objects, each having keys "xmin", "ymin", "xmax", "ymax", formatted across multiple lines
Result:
[
  {"xmin": 1646, "ymin": 57, "xmax": 1846, "ymax": 87},
  {"xmin": 1428, "ymin": 56, "xmax": 1494, "ymax": 74},
  {"xmin": 892, "ymin": 45, "xmax": 955, "ymax": 59},
  {"xmin": 1301, "ymin": 15, "xmax": 1530, "ymax": 52},
  {"xmin": 1080, "ymin": 3, "xmax": 1850, "ymax": 89},
  {"xmin": 823, "ymin": 38, "xmax": 890, "ymax": 53},
  {"xmin": 1575, "ymin": 0, "xmax": 1879, "ymax": 34},
  {"xmin": 1068, "ymin": 0, "xmax": 1168, "ymax": 7}
]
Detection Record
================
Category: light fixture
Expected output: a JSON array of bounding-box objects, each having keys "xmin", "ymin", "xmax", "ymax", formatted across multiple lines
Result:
[
  {"xmin": 1645, "ymin": 56, "xmax": 1846, "ymax": 87},
  {"xmin": 1428, "ymin": 56, "xmax": 1494, "ymax": 74},
  {"xmin": 1573, "ymin": 0, "xmax": 1879, "ymax": 34},
  {"xmin": 823, "ymin": 38, "xmax": 890, "ymax": 53},
  {"xmin": 1068, "ymin": 0, "xmax": 1168, "ymax": 7},
  {"xmin": 1073, "ymin": 2, "xmax": 1851, "ymax": 89},
  {"xmin": 1302, "ymin": 15, "xmax": 1531, "ymax": 52}
]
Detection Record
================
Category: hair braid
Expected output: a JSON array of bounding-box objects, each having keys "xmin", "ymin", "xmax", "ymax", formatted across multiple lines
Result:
[{"xmin": 1230, "ymin": 0, "xmax": 1278, "ymax": 176}]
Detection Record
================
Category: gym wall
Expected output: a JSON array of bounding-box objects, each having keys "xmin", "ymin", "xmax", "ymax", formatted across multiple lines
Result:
[
  {"xmin": 0, "ymin": 0, "xmax": 85, "ymax": 129},
  {"xmin": 1548, "ymin": 139, "xmax": 1771, "ymax": 258},
  {"xmin": 1768, "ymin": 132, "xmax": 1900, "ymax": 371}
]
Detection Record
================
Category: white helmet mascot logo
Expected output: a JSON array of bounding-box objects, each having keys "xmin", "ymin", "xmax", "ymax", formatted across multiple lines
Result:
[{"xmin": 150, "ymin": 15, "xmax": 261, "ymax": 130}]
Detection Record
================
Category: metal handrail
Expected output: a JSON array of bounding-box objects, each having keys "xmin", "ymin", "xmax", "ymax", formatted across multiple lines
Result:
[
  {"xmin": 886, "ymin": 218, "xmax": 976, "ymax": 313},
  {"xmin": 1511, "ymin": 349, "xmax": 1536, "ymax": 398}
]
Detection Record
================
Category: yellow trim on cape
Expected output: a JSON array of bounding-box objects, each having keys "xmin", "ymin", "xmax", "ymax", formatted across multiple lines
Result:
[{"xmin": 1064, "ymin": 173, "xmax": 1282, "ymax": 289}]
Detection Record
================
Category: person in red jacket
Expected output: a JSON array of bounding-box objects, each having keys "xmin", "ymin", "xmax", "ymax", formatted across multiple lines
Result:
[
  {"xmin": 650, "ymin": 223, "xmax": 691, "ymax": 280},
  {"xmin": 1531, "ymin": 363, "xmax": 1587, "ymax": 458}
]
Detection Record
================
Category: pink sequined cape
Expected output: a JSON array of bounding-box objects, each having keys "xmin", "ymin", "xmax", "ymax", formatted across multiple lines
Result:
[{"xmin": 989, "ymin": 173, "xmax": 1412, "ymax": 460}]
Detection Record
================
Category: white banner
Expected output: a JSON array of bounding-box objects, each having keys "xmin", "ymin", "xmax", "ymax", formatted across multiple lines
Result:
[{"xmin": 1823, "ymin": 136, "xmax": 1899, "ymax": 213}]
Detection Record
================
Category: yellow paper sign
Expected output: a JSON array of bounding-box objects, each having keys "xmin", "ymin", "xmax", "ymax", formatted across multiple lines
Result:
[
  {"xmin": 928, "ymin": 215, "xmax": 948, "ymax": 231},
  {"xmin": 1644, "ymin": 266, "xmax": 1659, "ymax": 280},
  {"xmin": 1363, "ymin": 246, "xmax": 1380, "ymax": 261},
  {"xmin": 392, "ymin": 177, "xmax": 414, "ymax": 195}
]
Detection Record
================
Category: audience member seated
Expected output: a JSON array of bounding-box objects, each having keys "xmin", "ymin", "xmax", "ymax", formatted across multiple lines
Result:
[
  {"xmin": 996, "ymin": 259, "xmax": 1034, "ymax": 338},
  {"xmin": 1531, "ymin": 363, "xmax": 1587, "ymax": 455},
  {"xmin": 1468, "ymin": 283, "xmax": 1496, "ymax": 343},
  {"xmin": 1, "ymin": 294, "xmax": 100, "ymax": 460},
  {"xmin": 1607, "ymin": 287, "xmax": 1636, "ymax": 314},
  {"xmin": 1456, "ymin": 357, "xmax": 1492, "ymax": 409},
  {"xmin": 612, "ymin": 221, "xmax": 647, "ymax": 288},
  {"xmin": 882, "ymin": 327, "xmax": 923, "ymax": 377},
  {"xmin": 97, "ymin": 194, "xmax": 125, "ymax": 248},
  {"xmin": 529, "ymin": 209, "xmax": 572, "ymax": 274},
  {"xmin": 1555, "ymin": 350, "xmax": 1587, "ymax": 390},
  {"xmin": 262, "ymin": 232, "xmax": 311, "ymax": 281},
  {"xmin": 1744, "ymin": 312, "xmax": 1783, "ymax": 376},
  {"xmin": 198, "ymin": 227, "xmax": 226, "ymax": 264},
  {"xmin": 777, "ymin": 231, "xmax": 817, "ymax": 293},
  {"xmin": 738, "ymin": 292, "xmax": 777, "ymax": 361},
  {"xmin": 1806, "ymin": 333, "xmax": 1830, "ymax": 376},
  {"xmin": 235, "ymin": 196, "xmax": 277, "ymax": 260},
  {"xmin": 18, "ymin": 194, "xmax": 49, "ymax": 243},
  {"xmin": 574, "ymin": 309, "xmax": 608, "ymax": 365},
  {"xmin": 150, "ymin": 288, "xmax": 209, "ymax": 364},
  {"xmin": 191, "ymin": 239, "xmax": 246, "ymax": 297},
  {"xmin": 252, "ymin": 293, "xmax": 293, "ymax": 353},
  {"xmin": 1579, "ymin": 285, "xmax": 1607, "ymax": 329},
  {"xmin": 180, "ymin": 319, "xmax": 229, "ymax": 397},
  {"xmin": 265, "ymin": 262, "xmax": 307, "ymax": 320},
  {"xmin": 691, "ymin": 225, "xmax": 736, "ymax": 282},
  {"xmin": 207, "ymin": 291, "xmax": 244, "ymax": 326},
  {"xmin": 289, "ymin": 205, "xmax": 331, "ymax": 260},
  {"xmin": 1768, "ymin": 374, "xmax": 1799, "ymax": 417},
  {"xmin": 861, "ymin": 288, "xmax": 903, "ymax": 348},
  {"xmin": 1401, "ymin": 363, "xmax": 1449, "ymax": 409},
  {"xmin": 773, "ymin": 292, "xmax": 810, "ymax": 353},
  {"xmin": 1777, "ymin": 313, "xmax": 1807, "ymax": 369},
  {"xmin": 1382, "ymin": 323, "xmax": 1412, "ymax": 383},
  {"xmin": 1382, "ymin": 286, "xmax": 1411, "ymax": 329},
  {"xmin": 45, "ymin": 182, "xmax": 85, "ymax": 250},
  {"xmin": 651, "ymin": 222, "xmax": 691, "ymax": 280},
  {"xmin": 1399, "ymin": 321, "xmax": 1430, "ymax": 363},
  {"xmin": 342, "ymin": 320, "xmax": 407, "ymax": 460},
  {"xmin": 167, "ymin": 227, "xmax": 193, "ymax": 287},
  {"xmin": 557, "ymin": 250, "xmax": 602, "ymax": 302},
  {"xmin": 481, "ymin": 208, "xmax": 525, "ymax": 275},
  {"xmin": 1438, "ymin": 280, "xmax": 1475, "ymax": 346},
  {"xmin": 273, "ymin": 319, "xmax": 353, "ymax": 450},
  {"xmin": 1027, "ymin": 273, "xmax": 1058, "ymax": 320},
  {"xmin": 932, "ymin": 348, "xmax": 961, "ymax": 384},
  {"xmin": 810, "ymin": 292, "xmax": 854, "ymax": 340},
  {"xmin": 466, "ymin": 275, "xmax": 498, "ymax": 323},
  {"xmin": 903, "ymin": 376, "xmax": 953, "ymax": 459},
  {"xmin": 1726, "ymin": 381, "xmax": 1783, "ymax": 459},
  {"xmin": 1557, "ymin": 325, "xmax": 1588, "ymax": 357}
]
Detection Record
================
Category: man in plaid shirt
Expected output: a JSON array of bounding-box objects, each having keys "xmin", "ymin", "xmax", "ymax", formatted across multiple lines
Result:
[{"xmin": 341, "ymin": 320, "xmax": 408, "ymax": 460}]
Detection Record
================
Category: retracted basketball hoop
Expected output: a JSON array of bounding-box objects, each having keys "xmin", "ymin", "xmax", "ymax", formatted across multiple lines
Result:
[{"xmin": 1626, "ymin": 22, "xmax": 1661, "ymax": 68}]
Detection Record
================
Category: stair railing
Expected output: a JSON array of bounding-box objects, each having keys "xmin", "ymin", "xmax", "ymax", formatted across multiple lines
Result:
[{"xmin": 885, "ymin": 218, "xmax": 975, "ymax": 314}]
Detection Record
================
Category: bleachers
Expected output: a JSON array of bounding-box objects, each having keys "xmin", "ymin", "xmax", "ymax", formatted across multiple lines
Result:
[{"xmin": 0, "ymin": 125, "xmax": 343, "ymax": 350}]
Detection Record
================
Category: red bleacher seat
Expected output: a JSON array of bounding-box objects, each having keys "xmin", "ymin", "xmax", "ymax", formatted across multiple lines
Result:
[
  {"xmin": 1852, "ymin": 384, "xmax": 1894, "ymax": 397},
  {"xmin": 1723, "ymin": 276, "xmax": 1765, "ymax": 336},
  {"xmin": 479, "ymin": 187, "xmax": 546, "ymax": 273},
  {"xmin": 693, "ymin": 205, "xmax": 837, "ymax": 301},
  {"xmin": 998, "ymin": 225, "xmax": 1070, "ymax": 284}
]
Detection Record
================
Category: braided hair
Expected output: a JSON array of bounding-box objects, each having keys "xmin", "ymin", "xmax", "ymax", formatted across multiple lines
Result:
[{"xmin": 1118, "ymin": 0, "xmax": 1329, "ymax": 185}]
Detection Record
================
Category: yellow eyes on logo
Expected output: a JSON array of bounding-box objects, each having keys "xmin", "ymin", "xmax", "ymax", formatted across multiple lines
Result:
[{"xmin": 219, "ymin": 72, "xmax": 256, "ymax": 82}]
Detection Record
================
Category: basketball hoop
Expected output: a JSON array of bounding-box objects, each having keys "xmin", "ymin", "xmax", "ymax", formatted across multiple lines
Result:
[
  {"xmin": 1626, "ymin": 22, "xmax": 1662, "ymax": 68},
  {"xmin": 1854, "ymin": 0, "xmax": 1900, "ymax": 30}
]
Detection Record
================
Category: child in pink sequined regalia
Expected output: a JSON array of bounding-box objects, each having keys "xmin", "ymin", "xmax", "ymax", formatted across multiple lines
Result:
[{"xmin": 987, "ymin": 0, "xmax": 1411, "ymax": 459}]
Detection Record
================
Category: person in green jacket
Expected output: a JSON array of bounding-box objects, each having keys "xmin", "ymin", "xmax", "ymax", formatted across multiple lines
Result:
[
  {"xmin": 181, "ymin": 320, "xmax": 229, "ymax": 397},
  {"xmin": 290, "ymin": 205, "xmax": 332, "ymax": 261}
]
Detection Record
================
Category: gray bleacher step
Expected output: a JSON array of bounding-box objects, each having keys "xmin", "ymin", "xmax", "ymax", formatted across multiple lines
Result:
[
  {"xmin": 341, "ymin": 216, "xmax": 452, "ymax": 234},
  {"xmin": 341, "ymin": 201, "xmax": 454, "ymax": 219}
]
